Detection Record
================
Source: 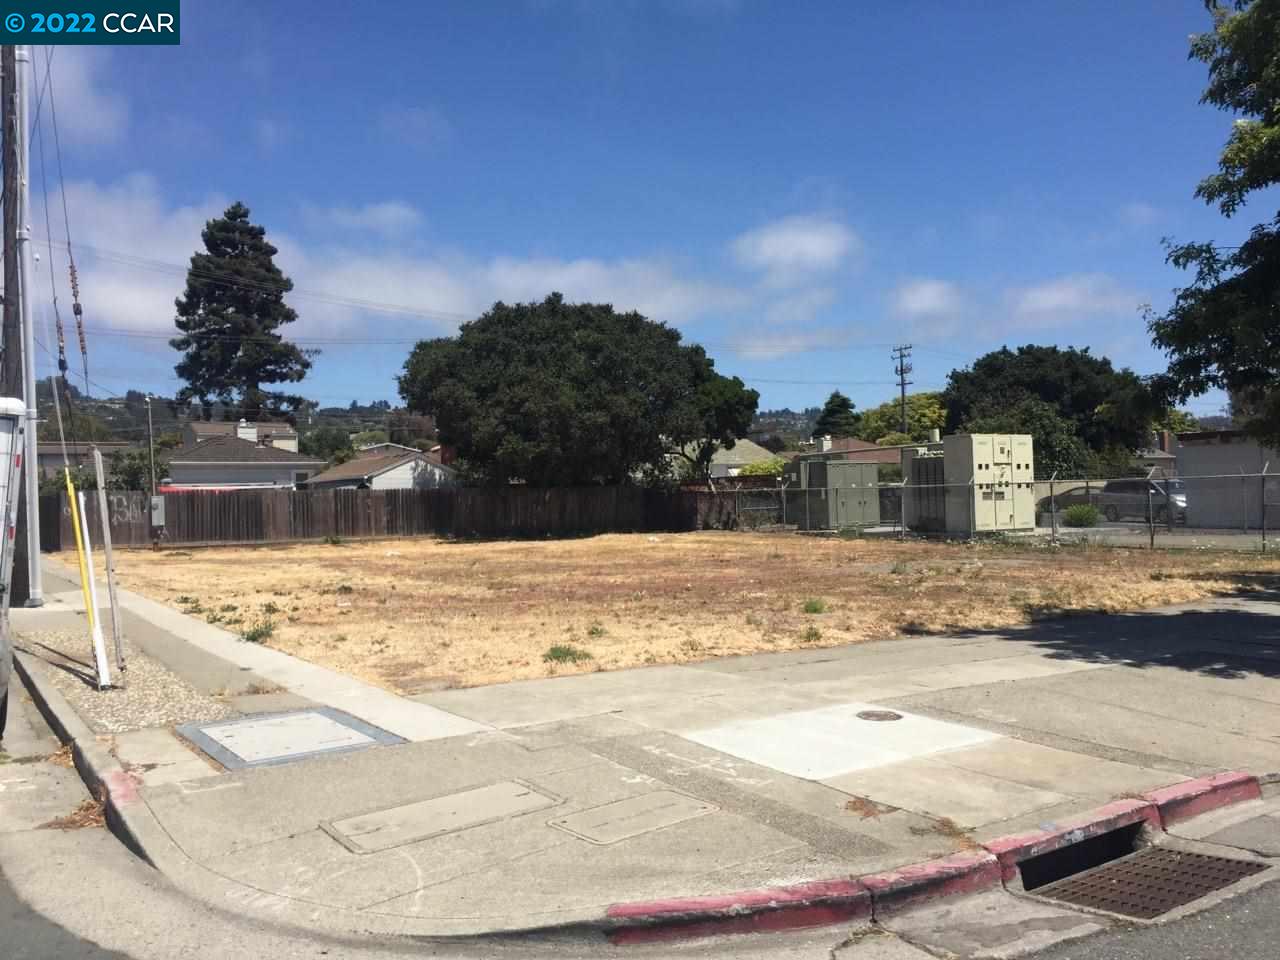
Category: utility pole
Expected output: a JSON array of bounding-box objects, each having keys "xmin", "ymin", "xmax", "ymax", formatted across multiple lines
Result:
[
  {"xmin": 892, "ymin": 344, "xmax": 913, "ymax": 435},
  {"xmin": 1, "ymin": 45, "xmax": 26, "ymax": 606},
  {"xmin": 2, "ymin": 45, "xmax": 40, "ymax": 605},
  {"xmin": 145, "ymin": 394, "xmax": 156, "ymax": 494}
]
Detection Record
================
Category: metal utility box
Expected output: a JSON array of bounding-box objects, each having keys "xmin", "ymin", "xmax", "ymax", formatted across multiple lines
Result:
[
  {"xmin": 942, "ymin": 433, "xmax": 1035, "ymax": 535},
  {"xmin": 788, "ymin": 459, "xmax": 881, "ymax": 531},
  {"xmin": 903, "ymin": 448, "xmax": 946, "ymax": 532}
]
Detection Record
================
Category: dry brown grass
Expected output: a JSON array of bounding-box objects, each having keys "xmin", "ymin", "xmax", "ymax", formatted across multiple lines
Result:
[{"xmin": 76, "ymin": 533, "xmax": 1280, "ymax": 694}]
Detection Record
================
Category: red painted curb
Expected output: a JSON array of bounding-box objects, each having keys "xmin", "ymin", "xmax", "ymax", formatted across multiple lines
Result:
[
  {"xmin": 982, "ymin": 798, "xmax": 1160, "ymax": 883},
  {"xmin": 605, "ymin": 878, "xmax": 870, "ymax": 944},
  {"xmin": 1143, "ymin": 771, "xmax": 1262, "ymax": 827},
  {"xmin": 860, "ymin": 850, "xmax": 1001, "ymax": 917}
]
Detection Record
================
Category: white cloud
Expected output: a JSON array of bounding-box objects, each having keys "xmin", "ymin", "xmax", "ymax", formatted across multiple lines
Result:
[
  {"xmin": 304, "ymin": 201, "xmax": 424, "ymax": 236},
  {"xmin": 730, "ymin": 214, "xmax": 861, "ymax": 286},
  {"xmin": 50, "ymin": 173, "xmax": 226, "ymax": 335},
  {"xmin": 891, "ymin": 278, "xmax": 964, "ymax": 320},
  {"xmin": 1007, "ymin": 273, "xmax": 1141, "ymax": 327},
  {"xmin": 45, "ymin": 176, "xmax": 745, "ymax": 352},
  {"xmin": 36, "ymin": 46, "xmax": 128, "ymax": 146},
  {"xmin": 377, "ymin": 105, "xmax": 453, "ymax": 151},
  {"xmin": 1118, "ymin": 201, "xmax": 1161, "ymax": 229},
  {"xmin": 889, "ymin": 278, "xmax": 966, "ymax": 338}
]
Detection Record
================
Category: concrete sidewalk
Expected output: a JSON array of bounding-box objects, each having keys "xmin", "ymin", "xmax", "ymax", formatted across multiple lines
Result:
[{"xmin": 12, "ymin": 557, "xmax": 1280, "ymax": 939}]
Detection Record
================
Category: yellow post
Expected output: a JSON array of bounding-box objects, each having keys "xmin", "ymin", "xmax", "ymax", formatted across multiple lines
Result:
[{"xmin": 65, "ymin": 467, "xmax": 95, "ymax": 634}]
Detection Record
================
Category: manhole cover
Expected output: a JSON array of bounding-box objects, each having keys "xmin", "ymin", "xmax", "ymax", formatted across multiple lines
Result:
[
  {"xmin": 1034, "ymin": 847, "xmax": 1268, "ymax": 919},
  {"xmin": 856, "ymin": 710, "xmax": 903, "ymax": 722}
]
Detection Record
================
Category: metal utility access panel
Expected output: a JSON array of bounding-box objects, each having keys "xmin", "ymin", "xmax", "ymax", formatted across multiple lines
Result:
[{"xmin": 942, "ymin": 433, "xmax": 1036, "ymax": 535}]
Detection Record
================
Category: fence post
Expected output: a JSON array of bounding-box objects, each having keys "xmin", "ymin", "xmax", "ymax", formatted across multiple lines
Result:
[
  {"xmin": 899, "ymin": 480, "xmax": 906, "ymax": 541},
  {"xmin": 779, "ymin": 479, "xmax": 787, "ymax": 527},
  {"xmin": 1242, "ymin": 469, "xmax": 1249, "ymax": 534},
  {"xmin": 1147, "ymin": 485, "xmax": 1155, "ymax": 549},
  {"xmin": 1049, "ymin": 472, "xmax": 1058, "ymax": 545},
  {"xmin": 1262, "ymin": 463, "xmax": 1270, "ymax": 554}
]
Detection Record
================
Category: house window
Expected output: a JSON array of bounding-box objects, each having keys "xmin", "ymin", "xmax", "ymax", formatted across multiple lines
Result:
[{"xmin": 294, "ymin": 472, "xmax": 310, "ymax": 485}]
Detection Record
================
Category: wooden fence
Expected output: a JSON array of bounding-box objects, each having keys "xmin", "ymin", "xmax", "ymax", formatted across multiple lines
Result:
[{"xmin": 40, "ymin": 486, "xmax": 741, "ymax": 551}]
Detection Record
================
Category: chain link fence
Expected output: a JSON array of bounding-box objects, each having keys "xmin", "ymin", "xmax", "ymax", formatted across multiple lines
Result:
[{"xmin": 717, "ymin": 472, "xmax": 1280, "ymax": 550}]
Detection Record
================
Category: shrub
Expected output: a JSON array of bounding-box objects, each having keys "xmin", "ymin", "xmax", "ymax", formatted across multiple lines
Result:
[
  {"xmin": 586, "ymin": 622, "xmax": 607, "ymax": 638},
  {"xmin": 801, "ymin": 598, "xmax": 827, "ymax": 614},
  {"xmin": 802, "ymin": 625, "xmax": 822, "ymax": 643},
  {"xmin": 543, "ymin": 644, "xmax": 593, "ymax": 664},
  {"xmin": 323, "ymin": 535, "xmax": 345, "ymax": 546},
  {"xmin": 1063, "ymin": 504, "xmax": 1101, "ymax": 528},
  {"xmin": 241, "ymin": 617, "xmax": 276, "ymax": 644}
]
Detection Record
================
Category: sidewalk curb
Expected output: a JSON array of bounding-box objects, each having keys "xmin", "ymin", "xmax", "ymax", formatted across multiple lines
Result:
[
  {"xmin": 983, "ymin": 798, "xmax": 1161, "ymax": 883},
  {"xmin": 1142, "ymin": 771, "xmax": 1263, "ymax": 827},
  {"xmin": 12, "ymin": 647, "xmax": 1268, "ymax": 944},
  {"xmin": 599, "ymin": 777, "xmax": 1265, "ymax": 944},
  {"xmin": 13, "ymin": 651, "xmax": 153, "ymax": 864}
]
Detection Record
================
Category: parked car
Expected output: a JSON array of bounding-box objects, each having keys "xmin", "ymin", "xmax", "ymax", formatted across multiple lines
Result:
[
  {"xmin": 1035, "ymin": 485, "xmax": 1098, "ymax": 519},
  {"xmin": 1096, "ymin": 478, "xmax": 1187, "ymax": 523}
]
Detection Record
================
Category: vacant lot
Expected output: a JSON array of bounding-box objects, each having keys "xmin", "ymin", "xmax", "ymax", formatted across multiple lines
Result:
[{"xmin": 84, "ymin": 533, "xmax": 1280, "ymax": 693}]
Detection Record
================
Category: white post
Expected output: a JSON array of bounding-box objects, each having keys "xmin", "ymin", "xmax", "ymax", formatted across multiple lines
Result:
[
  {"xmin": 77, "ymin": 491, "xmax": 110, "ymax": 688},
  {"xmin": 93, "ymin": 449, "xmax": 125, "ymax": 674},
  {"xmin": 14, "ymin": 46, "xmax": 41, "ymax": 605}
]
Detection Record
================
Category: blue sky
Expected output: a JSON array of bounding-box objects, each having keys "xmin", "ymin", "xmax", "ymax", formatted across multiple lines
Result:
[{"xmin": 31, "ymin": 0, "xmax": 1251, "ymax": 417}]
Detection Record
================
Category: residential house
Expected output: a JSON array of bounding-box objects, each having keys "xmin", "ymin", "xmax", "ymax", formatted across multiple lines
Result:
[
  {"xmin": 305, "ymin": 449, "xmax": 456, "ymax": 490},
  {"xmin": 181, "ymin": 418, "xmax": 299, "ymax": 452},
  {"xmin": 677, "ymin": 437, "xmax": 777, "ymax": 479},
  {"xmin": 163, "ymin": 435, "xmax": 324, "ymax": 490},
  {"xmin": 36, "ymin": 441, "xmax": 135, "ymax": 479}
]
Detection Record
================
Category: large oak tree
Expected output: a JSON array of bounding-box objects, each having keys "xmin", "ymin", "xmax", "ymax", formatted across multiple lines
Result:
[{"xmin": 398, "ymin": 293, "xmax": 757, "ymax": 486}]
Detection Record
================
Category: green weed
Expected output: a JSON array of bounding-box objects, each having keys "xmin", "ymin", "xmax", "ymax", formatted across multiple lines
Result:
[{"xmin": 543, "ymin": 644, "xmax": 593, "ymax": 664}]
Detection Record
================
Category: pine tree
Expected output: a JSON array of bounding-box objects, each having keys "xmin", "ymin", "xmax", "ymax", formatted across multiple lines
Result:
[
  {"xmin": 171, "ymin": 202, "xmax": 311, "ymax": 421},
  {"xmin": 811, "ymin": 390, "xmax": 861, "ymax": 438}
]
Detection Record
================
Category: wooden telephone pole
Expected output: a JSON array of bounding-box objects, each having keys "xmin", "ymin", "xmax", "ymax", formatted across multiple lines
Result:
[{"xmin": 1, "ymin": 46, "xmax": 41, "ymax": 605}]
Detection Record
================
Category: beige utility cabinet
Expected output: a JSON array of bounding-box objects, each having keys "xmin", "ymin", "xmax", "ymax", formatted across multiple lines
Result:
[{"xmin": 941, "ymin": 433, "xmax": 1036, "ymax": 535}]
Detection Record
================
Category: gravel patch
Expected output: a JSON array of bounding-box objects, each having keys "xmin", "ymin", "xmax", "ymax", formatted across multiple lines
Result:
[{"xmin": 16, "ymin": 629, "xmax": 238, "ymax": 734}]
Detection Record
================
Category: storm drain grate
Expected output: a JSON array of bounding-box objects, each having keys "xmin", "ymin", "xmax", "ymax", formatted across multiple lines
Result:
[{"xmin": 1034, "ymin": 847, "xmax": 1267, "ymax": 919}]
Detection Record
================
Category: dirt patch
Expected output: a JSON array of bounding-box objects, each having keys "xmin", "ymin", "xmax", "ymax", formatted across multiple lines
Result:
[{"xmin": 76, "ymin": 533, "xmax": 1280, "ymax": 693}]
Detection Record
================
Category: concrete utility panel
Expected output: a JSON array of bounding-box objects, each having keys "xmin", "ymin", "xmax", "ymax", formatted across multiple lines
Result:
[
  {"xmin": 549, "ymin": 791, "xmax": 717, "ymax": 845},
  {"xmin": 684, "ymin": 702, "xmax": 999, "ymax": 780},
  {"xmin": 326, "ymin": 780, "xmax": 560, "ymax": 854},
  {"xmin": 177, "ymin": 708, "xmax": 405, "ymax": 770}
]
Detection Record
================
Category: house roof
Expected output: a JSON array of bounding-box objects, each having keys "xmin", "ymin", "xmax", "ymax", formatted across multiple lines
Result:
[
  {"xmin": 168, "ymin": 436, "xmax": 324, "ymax": 465},
  {"xmin": 307, "ymin": 451, "xmax": 426, "ymax": 485},
  {"xmin": 186, "ymin": 420, "xmax": 298, "ymax": 438},
  {"xmin": 354, "ymin": 442, "xmax": 420, "ymax": 459},
  {"xmin": 824, "ymin": 437, "xmax": 884, "ymax": 453},
  {"xmin": 711, "ymin": 438, "xmax": 776, "ymax": 467}
]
